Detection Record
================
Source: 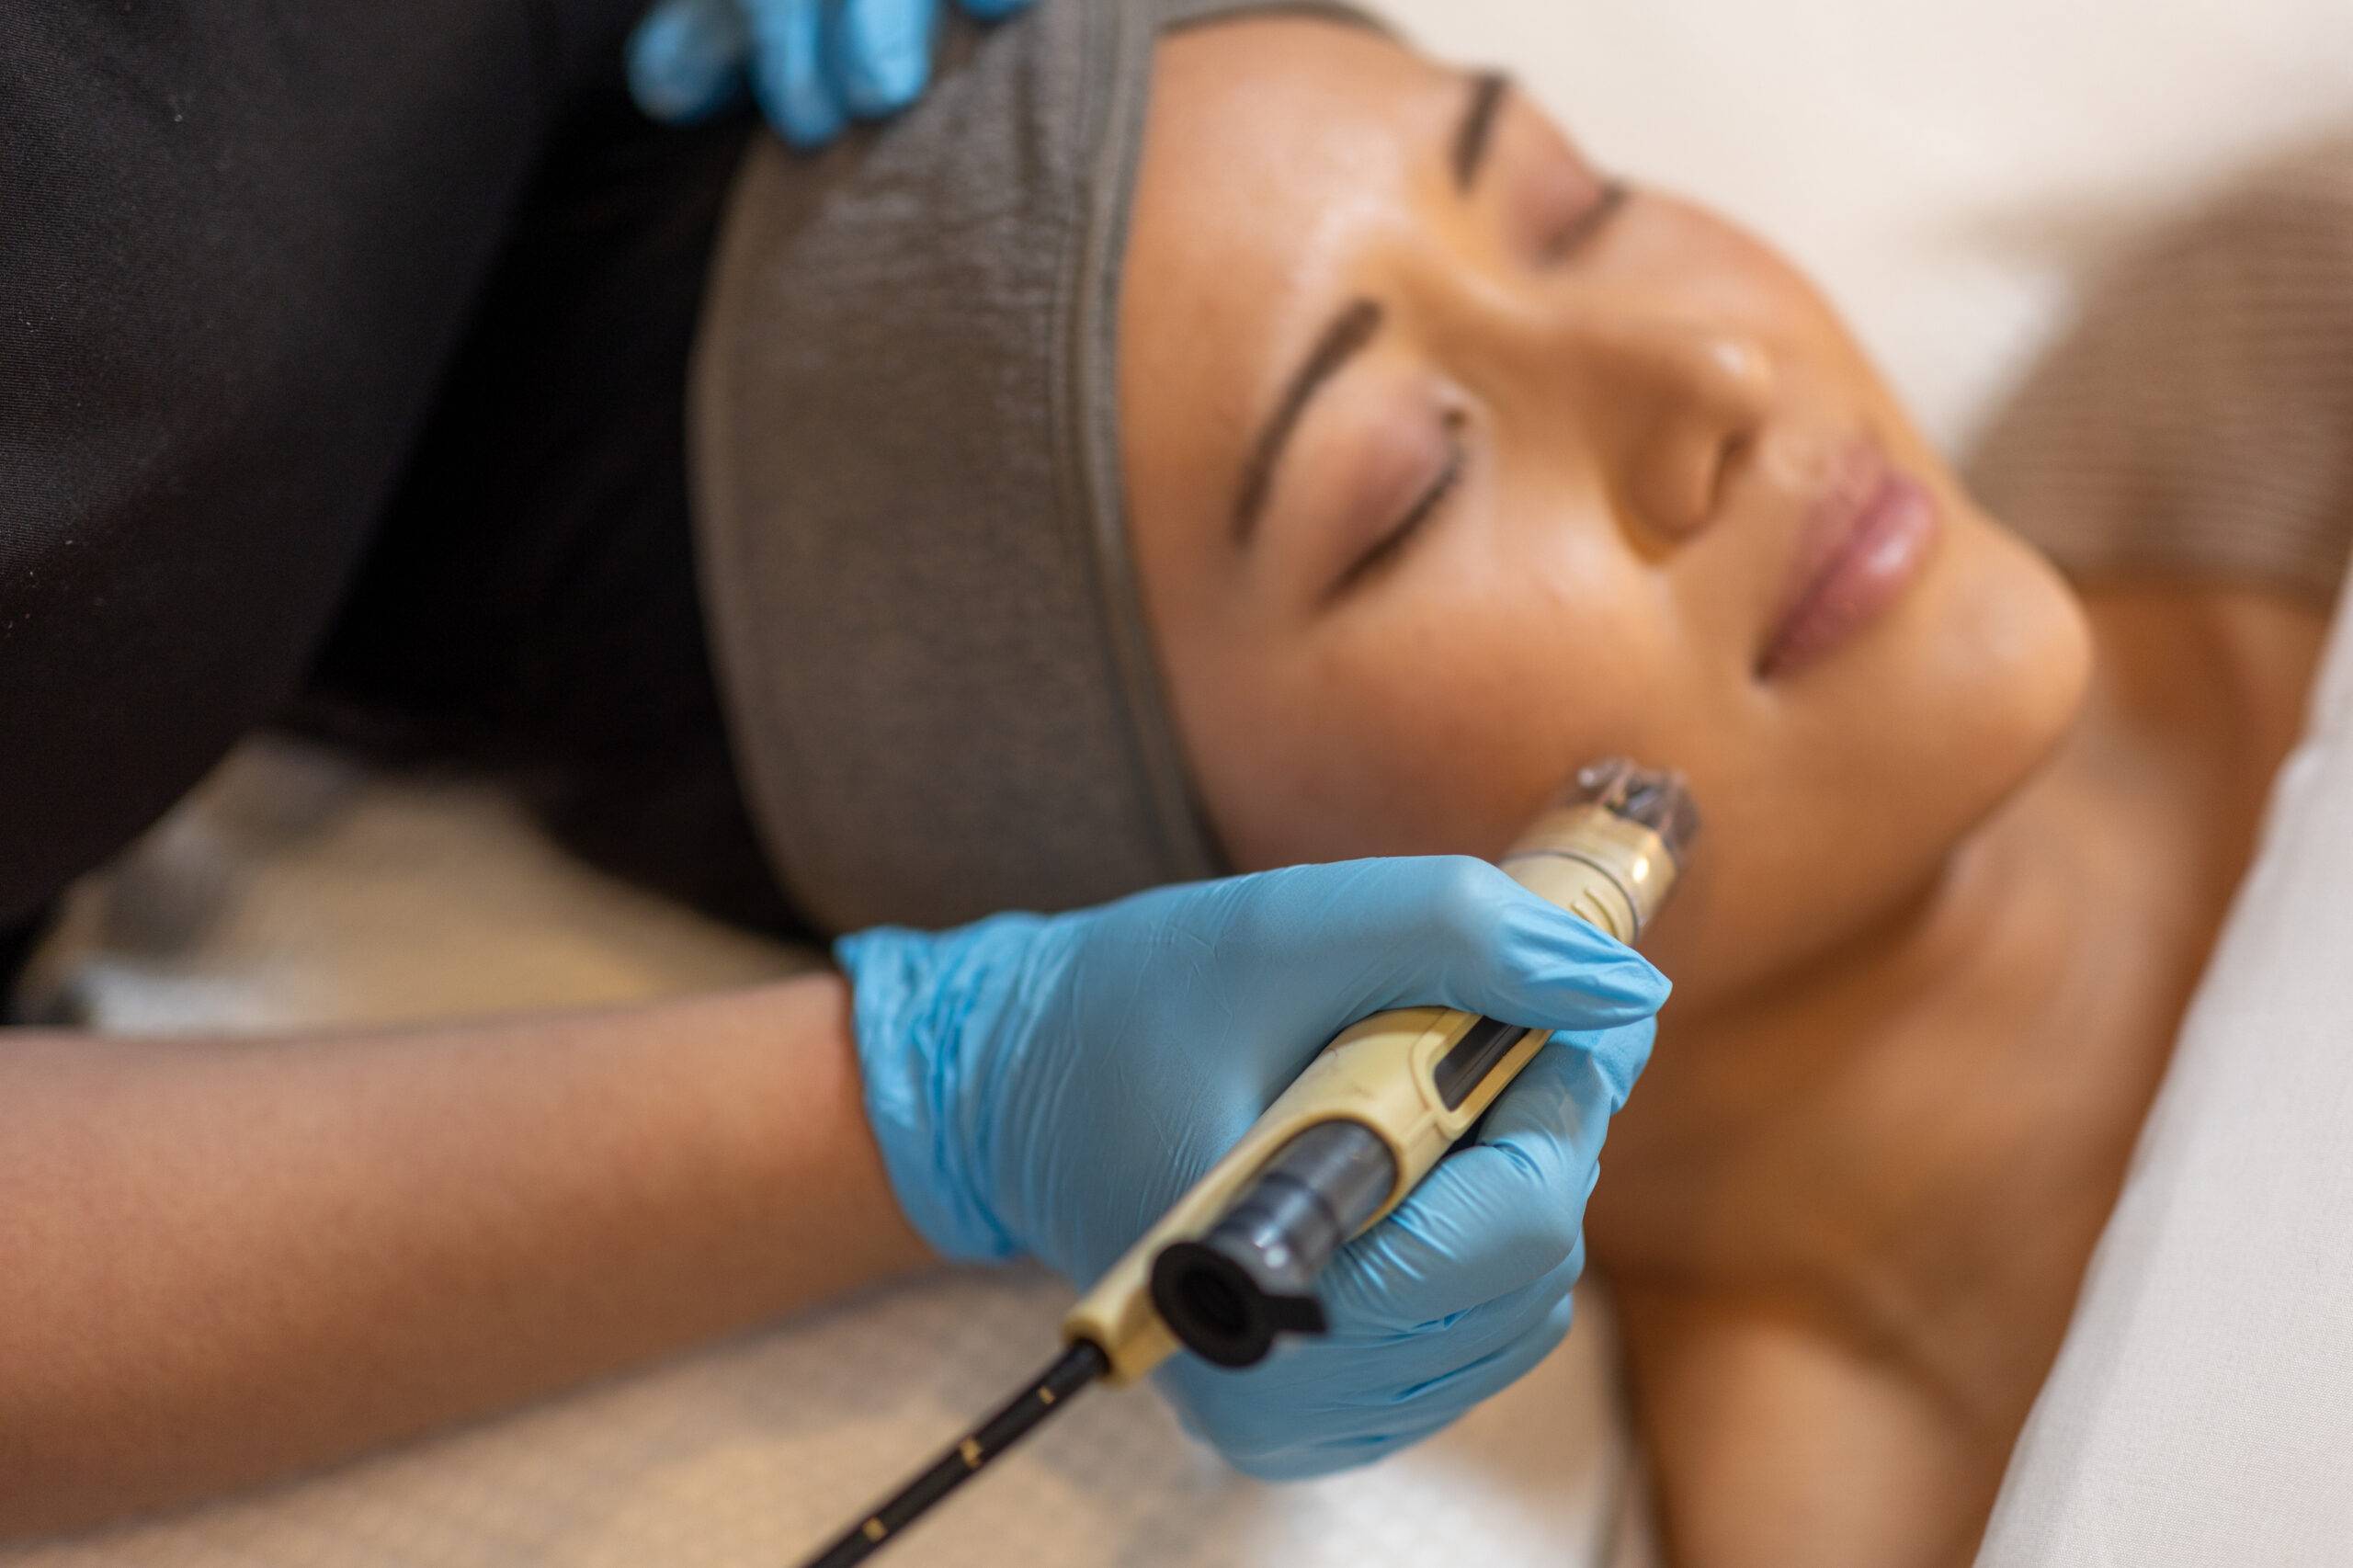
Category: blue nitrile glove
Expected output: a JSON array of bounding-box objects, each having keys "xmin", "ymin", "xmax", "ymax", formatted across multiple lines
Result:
[
  {"xmin": 627, "ymin": 0, "xmax": 1035, "ymax": 147},
  {"xmin": 837, "ymin": 857, "xmax": 1666, "ymax": 1480}
]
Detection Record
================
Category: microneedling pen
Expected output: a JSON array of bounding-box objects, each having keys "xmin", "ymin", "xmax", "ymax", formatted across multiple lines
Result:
[{"xmin": 801, "ymin": 758, "xmax": 1699, "ymax": 1568}]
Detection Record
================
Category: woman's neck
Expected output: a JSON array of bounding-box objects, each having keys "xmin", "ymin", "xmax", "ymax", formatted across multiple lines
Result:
[
  {"xmin": 1600, "ymin": 797, "xmax": 2149, "ymax": 1363},
  {"xmin": 1594, "ymin": 583, "xmax": 2330, "ymax": 1474}
]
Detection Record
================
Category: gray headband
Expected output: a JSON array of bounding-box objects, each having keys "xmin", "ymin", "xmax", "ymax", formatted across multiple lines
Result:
[{"xmin": 691, "ymin": 0, "xmax": 1379, "ymax": 934}]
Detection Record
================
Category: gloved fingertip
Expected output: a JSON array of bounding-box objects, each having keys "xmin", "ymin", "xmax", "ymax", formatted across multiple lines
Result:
[
  {"xmin": 751, "ymin": 49, "xmax": 847, "ymax": 146},
  {"xmin": 1552, "ymin": 1017, "xmax": 1656, "ymax": 1113},
  {"xmin": 1529, "ymin": 1288, "xmax": 1579, "ymax": 1353},
  {"xmin": 785, "ymin": 97, "xmax": 848, "ymax": 147},
  {"xmin": 737, "ymin": 0, "xmax": 849, "ymax": 148},
  {"xmin": 1547, "ymin": 912, "xmax": 1671, "ymax": 992},
  {"xmin": 625, "ymin": 0, "xmax": 745, "ymax": 122},
  {"xmin": 760, "ymin": 89, "xmax": 845, "ymax": 147},
  {"xmin": 835, "ymin": 0, "xmax": 936, "ymax": 118},
  {"xmin": 1522, "ymin": 972, "xmax": 1668, "ymax": 1042},
  {"xmin": 1538, "ymin": 927, "xmax": 1672, "ymax": 1014},
  {"xmin": 1586, "ymin": 958, "xmax": 1672, "ymax": 1012},
  {"xmin": 1489, "ymin": 885, "xmax": 1666, "ymax": 992},
  {"xmin": 841, "ymin": 46, "xmax": 930, "ymax": 118}
]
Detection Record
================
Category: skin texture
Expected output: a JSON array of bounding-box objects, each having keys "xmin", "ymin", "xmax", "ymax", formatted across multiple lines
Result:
[
  {"xmin": 0, "ymin": 974, "xmax": 931, "ymax": 1539},
  {"xmin": 1121, "ymin": 19, "xmax": 2332, "ymax": 1567}
]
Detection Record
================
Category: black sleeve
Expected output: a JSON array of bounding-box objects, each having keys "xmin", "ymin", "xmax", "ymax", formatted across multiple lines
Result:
[
  {"xmin": 0, "ymin": 0, "xmax": 645, "ymax": 932},
  {"xmin": 297, "ymin": 87, "xmax": 800, "ymax": 939}
]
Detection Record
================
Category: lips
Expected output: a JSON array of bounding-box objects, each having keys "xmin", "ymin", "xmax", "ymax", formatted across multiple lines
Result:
[{"xmin": 1758, "ymin": 448, "xmax": 1944, "ymax": 679}]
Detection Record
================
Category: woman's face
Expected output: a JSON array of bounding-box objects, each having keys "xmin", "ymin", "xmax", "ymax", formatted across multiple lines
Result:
[{"xmin": 1118, "ymin": 17, "xmax": 2093, "ymax": 1009}]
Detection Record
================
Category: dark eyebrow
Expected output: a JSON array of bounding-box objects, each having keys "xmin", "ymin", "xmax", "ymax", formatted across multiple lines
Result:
[
  {"xmin": 1454, "ymin": 71, "xmax": 1511, "ymax": 192},
  {"xmin": 1232, "ymin": 297, "xmax": 1386, "ymax": 547}
]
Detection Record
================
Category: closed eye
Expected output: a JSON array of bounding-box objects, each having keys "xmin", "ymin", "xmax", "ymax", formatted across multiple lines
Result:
[
  {"xmin": 1540, "ymin": 179, "xmax": 1631, "ymax": 267},
  {"xmin": 1327, "ymin": 414, "xmax": 1470, "ymax": 604}
]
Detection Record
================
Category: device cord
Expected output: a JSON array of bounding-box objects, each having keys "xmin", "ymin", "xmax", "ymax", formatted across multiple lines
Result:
[{"xmin": 797, "ymin": 1339, "xmax": 1109, "ymax": 1567}]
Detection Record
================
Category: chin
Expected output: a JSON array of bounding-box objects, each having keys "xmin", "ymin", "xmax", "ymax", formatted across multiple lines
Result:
[
  {"xmin": 1677, "ymin": 514, "xmax": 2093, "ymax": 1006},
  {"xmin": 1854, "ymin": 515, "xmax": 2095, "ymax": 914},
  {"xmin": 1930, "ymin": 512, "xmax": 2094, "ymax": 801}
]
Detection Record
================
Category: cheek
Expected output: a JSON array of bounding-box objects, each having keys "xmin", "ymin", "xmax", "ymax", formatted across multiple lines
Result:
[
  {"xmin": 1652, "ymin": 511, "xmax": 2092, "ymax": 1005},
  {"xmin": 1188, "ymin": 624, "xmax": 1513, "ymax": 868},
  {"xmin": 1476, "ymin": 497, "xmax": 1716, "ymax": 821},
  {"xmin": 1194, "ymin": 541, "xmax": 1679, "ymax": 869},
  {"xmin": 1902, "ymin": 515, "xmax": 2094, "ymax": 778}
]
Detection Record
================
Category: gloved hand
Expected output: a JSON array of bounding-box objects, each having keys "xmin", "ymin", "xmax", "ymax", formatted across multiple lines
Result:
[
  {"xmin": 627, "ymin": 0, "xmax": 1034, "ymax": 147},
  {"xmin": 838, "ymin": 856, "xmax": 1667, "ymax": 1479}
]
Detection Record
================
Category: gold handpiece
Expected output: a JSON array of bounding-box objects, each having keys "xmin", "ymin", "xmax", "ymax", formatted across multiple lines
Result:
[
  {"xmin": 799, "ymin": 760, "xmax": 1697, "ymax": 1568},
  {"xmin": 1065, "ymin": 757, "xmax": 1699, "ymax": 1381}
]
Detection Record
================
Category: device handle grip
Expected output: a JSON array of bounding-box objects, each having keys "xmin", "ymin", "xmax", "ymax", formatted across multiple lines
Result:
[{"xmin": 1063, "ymin": 820, "xmax": 1654, "ymax": 1382}]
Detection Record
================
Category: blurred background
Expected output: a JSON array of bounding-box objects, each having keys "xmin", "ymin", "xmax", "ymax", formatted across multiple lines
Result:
[{"xmin": 1383, "ymin": 0, "xmax": 2353, "ymax": 447}]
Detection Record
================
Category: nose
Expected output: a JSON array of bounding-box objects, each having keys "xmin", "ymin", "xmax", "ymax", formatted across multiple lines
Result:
[{"xmin": 1574, "ymin": 312, "xmax": 1778, "ymax": 548}]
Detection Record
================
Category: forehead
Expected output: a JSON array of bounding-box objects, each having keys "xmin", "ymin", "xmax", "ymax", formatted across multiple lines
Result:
[
  {"xmin": 1142, "ymin": 19, "xmax": 1458, "ymax": 279},
  {"xmin": 1127, "ymin": 19, "xmax": 1461, "ymax": 463}
]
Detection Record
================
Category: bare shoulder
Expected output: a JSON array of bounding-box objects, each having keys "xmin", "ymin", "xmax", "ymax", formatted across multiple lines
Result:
[
  {"xmin": 2072, "ymin": 580, "xmax": 2332, "ymax": 829},
  {"xmin": 1613, "ymin": 1283, "xmax": 2000, "ymax": 1568}
]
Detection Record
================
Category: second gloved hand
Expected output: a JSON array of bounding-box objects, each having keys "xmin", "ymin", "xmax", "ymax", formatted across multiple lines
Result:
[
  {"xmin": 627, "ymin": 0, "xmax": 1033, "ymax": 146},
  {"xmin": 838, "ymin": 857, "xmax": 1667, "ymax": 1479}
]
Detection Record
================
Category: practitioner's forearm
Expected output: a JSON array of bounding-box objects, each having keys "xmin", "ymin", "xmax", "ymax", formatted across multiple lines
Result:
[{"xmin": 0, "ymin": 973, "xmax": 929, "ymax": 1540}]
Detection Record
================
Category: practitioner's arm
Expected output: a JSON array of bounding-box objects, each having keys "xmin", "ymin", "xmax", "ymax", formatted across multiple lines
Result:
[
  {"xmin": 0, "ymin": 858, "xmax": 1670, "ymax": 1543},
  {"xmin": 0, "ymin": 972, "xmax": 922, "ymax": 1540}
]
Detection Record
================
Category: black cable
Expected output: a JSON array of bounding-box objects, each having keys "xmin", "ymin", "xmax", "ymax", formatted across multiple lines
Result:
[{"xmin": 798, "ymin": 1339, "xmax": 1110, "ymax": 1568}]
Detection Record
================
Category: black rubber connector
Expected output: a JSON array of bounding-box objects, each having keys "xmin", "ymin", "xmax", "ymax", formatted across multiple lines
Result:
[
  {"xmin": 1150, "ymin": 1119, "xmax": 1395, "ymax": 1369},
  {"xmin": 1151, "ymin": 1237, "xmax": 1325, "ymax": 1369}
]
